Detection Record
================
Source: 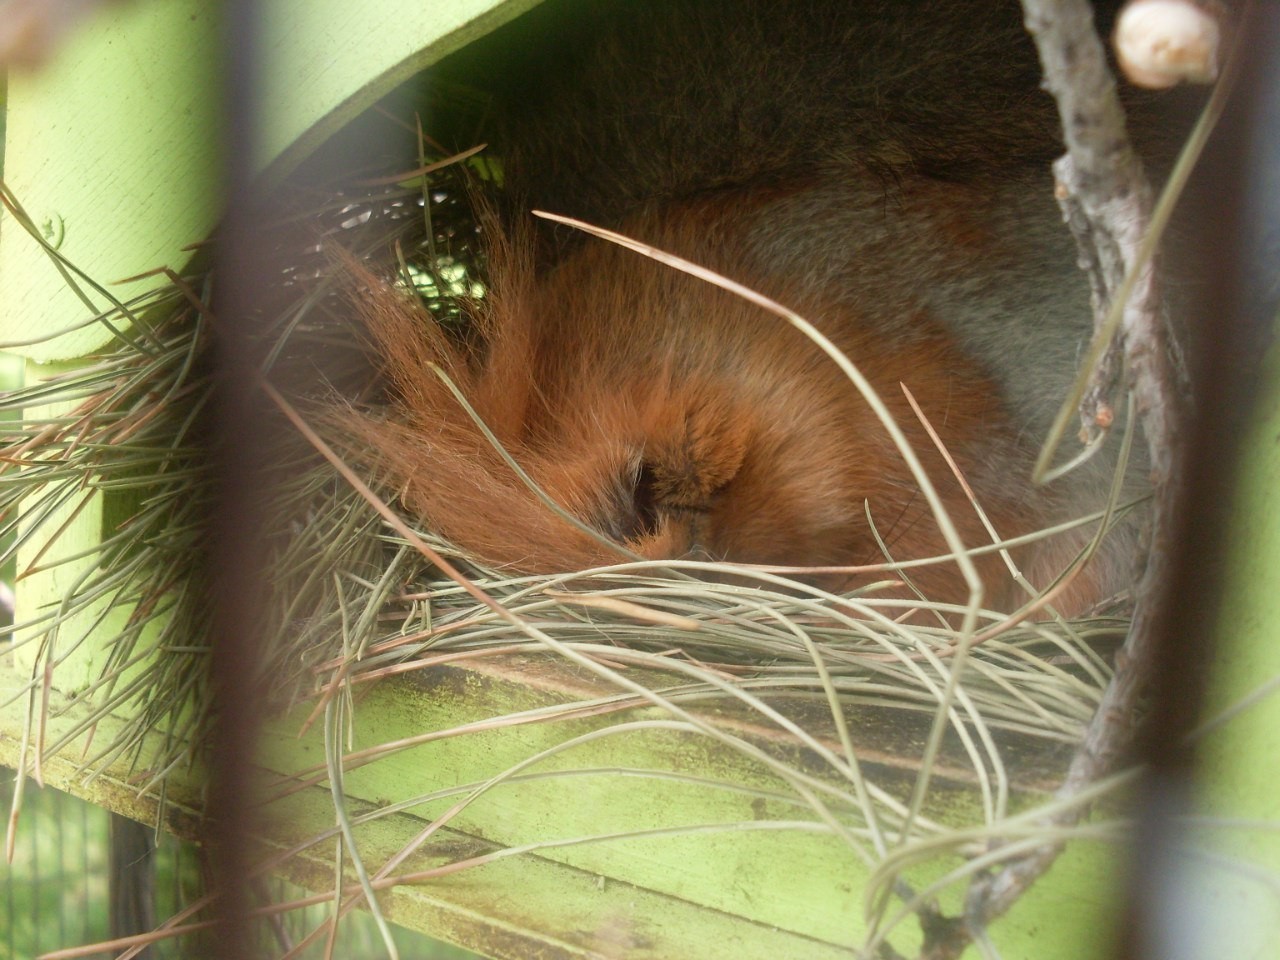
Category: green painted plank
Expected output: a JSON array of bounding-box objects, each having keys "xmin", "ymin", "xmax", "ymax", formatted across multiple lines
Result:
[
  {"xmin": 260, "ymin": 665, "xmax": 877, "ymax": 951},
  {"xmin": 0, "ymin": 660, "xmax": 858, "ymax": 960},
  {"xmin": 0, "ymin": 1, "xmax": 223, "ymax": 363},
  {"xmin": 256, "ymin": 659, "xmax": 1122, "ymax": 959},
  {"xmin": 256, "ymin": 0, "xmax": 543, "ymax": 185},
  {"xmin": 1, "ymin": 639, "xmax": 1124, "ymax": 958},
  {"xmin": 0, "ymin": 0, "xmax": 538, "ymax": 363}
]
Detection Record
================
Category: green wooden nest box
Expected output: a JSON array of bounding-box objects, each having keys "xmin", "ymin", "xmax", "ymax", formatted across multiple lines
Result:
[{"xmin": 2, "ymin": 3, "xmax": 1279, "ymax": 959}]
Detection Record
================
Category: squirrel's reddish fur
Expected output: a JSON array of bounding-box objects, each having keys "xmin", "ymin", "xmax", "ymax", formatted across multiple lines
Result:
[{"xmin": 335, "ymin": 0, "xmax": 1152, "ymax": 611}]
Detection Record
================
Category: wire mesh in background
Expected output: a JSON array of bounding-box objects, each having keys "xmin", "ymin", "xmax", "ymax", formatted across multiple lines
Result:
[
  {"xmin": 2, "ymin": 775, "xmax": 116, "ymax": 960},
  {"xmin": 0, "ymin": 769, "xmax": 479, "ymax": 959}
]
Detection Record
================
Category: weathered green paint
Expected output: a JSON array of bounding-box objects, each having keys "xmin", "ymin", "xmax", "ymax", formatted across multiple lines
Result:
[
  {"xmin": 1, "ymin": 651, "xmax": 1124, "ymax": 959},
  {"xmin": 253, "ymin": 655, "xmax": 1122, "ymax": 958},
  {"xmin": 262, "ymin": 665, "xmax": 878, "ymax": 949},
  {"xmin": 1193, "ymin": 312, "xmax": 1280, "ymax": 958},
  {"xmin": 0, "ymin": 1, "xmax": 223, "ymax": 363},
  {"xmin": 255, "ymin": 0, "xmax": 544, "ymax": 185},
  {"xmin": 0, "ymin": 0, "xmax": 541, "ymax": 363},
  {"xmin": 0, "ymin": 660, "xmax": 859, "ymax": 960}
]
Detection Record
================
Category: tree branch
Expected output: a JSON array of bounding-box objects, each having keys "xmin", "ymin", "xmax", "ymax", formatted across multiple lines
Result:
[{"xmin": 960, "ymin": 0, "xmax": 1190, "ymax": 937}]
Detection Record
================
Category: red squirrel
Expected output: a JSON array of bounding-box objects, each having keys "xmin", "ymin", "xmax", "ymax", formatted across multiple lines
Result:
[{"xmin": 337, "ymin": 0, "xmax": 1158, "ymax": 612}]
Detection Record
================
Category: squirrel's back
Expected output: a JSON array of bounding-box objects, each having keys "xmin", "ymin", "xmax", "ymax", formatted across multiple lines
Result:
[{"xmin": 344, "ymin": 0, "xmax": 1164, "ymax": 609}]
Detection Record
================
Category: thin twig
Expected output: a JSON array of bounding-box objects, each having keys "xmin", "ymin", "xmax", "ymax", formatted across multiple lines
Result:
[{"xmin": 962, "ymin": 0, "xmax": 1195, "ymax": 938}]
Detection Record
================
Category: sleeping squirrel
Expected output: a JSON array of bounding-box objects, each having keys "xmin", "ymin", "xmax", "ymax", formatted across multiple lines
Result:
[{"xmin": 339, "ymin": 0, "xmax": 1187, "ymax": 613}]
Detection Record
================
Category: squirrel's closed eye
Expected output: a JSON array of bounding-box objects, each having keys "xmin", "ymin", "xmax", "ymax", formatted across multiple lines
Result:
[{"xmin": 619, "ymin": 460, "xmax": 662, "ymax": 544}]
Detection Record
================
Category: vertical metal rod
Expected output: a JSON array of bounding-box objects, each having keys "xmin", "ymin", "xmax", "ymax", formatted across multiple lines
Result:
[
  {"xmin": 208, "ymin": 0, "xmax": 272, "ymax": 956},
  {"xmin": 1115, "ymin": 4, "xmax": 1280, "ymax": 958}
]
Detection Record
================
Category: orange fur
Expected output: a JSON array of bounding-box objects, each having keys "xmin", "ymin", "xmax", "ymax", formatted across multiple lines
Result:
[
  {"xmin": 327, "ymin": 0, "xmax": 1165, "ymax": 613},
  {"xmin": 336, "ymin": 194, "xmax": 1071, "ymax": 607}
]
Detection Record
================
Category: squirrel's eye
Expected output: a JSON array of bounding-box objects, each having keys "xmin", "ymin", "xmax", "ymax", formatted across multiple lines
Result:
[{"xmin": 619, "ymin": 460, "xmax": 662, "ymax": 544}]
